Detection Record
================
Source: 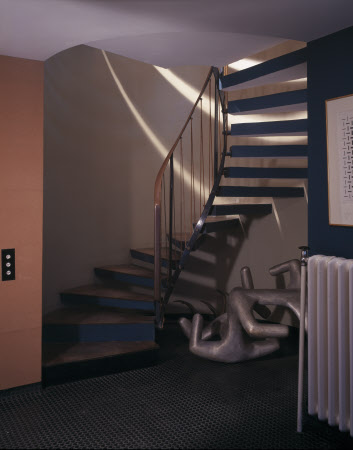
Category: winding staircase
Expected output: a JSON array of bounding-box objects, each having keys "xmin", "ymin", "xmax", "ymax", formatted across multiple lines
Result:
[{"xmin": 42, "ymin": 44, "xmax": 308, "ymax": 383}]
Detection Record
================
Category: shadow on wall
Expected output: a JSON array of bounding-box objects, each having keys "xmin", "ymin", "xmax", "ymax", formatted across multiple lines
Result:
[
  {"xmin": 43, "ymin": 44, "xmax": 211, "ymax": 314},
  {"xmin": 169, "ymin": 193, "xmax": 307, "ymax": 327}
]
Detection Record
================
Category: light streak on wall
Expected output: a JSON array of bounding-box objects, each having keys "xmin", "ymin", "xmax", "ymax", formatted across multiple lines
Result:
[
  {"xmin": 153, "ymin": 65, "xmax": 214, "ymax": 118},
  {"xmin": 303, "ymin": 183, "xmax": 308, "ymax": 204},
  {"xmin": 271, "ymin": 200, "xmax": 284, "ymax": 239},
  {"xmin": 102, "ymin": 50, "xmax": 197, "ymax": 189}
]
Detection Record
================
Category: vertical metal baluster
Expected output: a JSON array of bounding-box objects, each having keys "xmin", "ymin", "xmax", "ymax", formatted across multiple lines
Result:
[
  {"xmin": 214, "ymin": 72, "xmax": 219, "ymax": 180},
  {"xmin": 169, "ymin": 154, "xmax": 174, "ymax": 287},
  {"xmin": 209, "ymin": 81, "xmax": 214, "ymax": 187},
  {"xmin": 179, "ymin": 139, "xmax": 182, "ymax": 241},
  {"xmin": 223, "ymin": 90, "xmax": 228, "ymax": 157}
]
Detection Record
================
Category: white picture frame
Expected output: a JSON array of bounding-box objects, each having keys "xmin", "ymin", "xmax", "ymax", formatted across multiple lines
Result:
[{"xmin": 326, "ymin": 93, "xmax": 353, "ymax": 226}]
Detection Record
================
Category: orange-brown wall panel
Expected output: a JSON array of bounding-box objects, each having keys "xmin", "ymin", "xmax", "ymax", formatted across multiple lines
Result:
[{"xmin": 0, "ymin": 55, "xmax": 43, "ymax": 390}]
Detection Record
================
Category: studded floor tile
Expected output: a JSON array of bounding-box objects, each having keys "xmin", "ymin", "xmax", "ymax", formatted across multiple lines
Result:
[{"xmin": 0, "ymin": 326, "xmax": 352, "ymax": 449}]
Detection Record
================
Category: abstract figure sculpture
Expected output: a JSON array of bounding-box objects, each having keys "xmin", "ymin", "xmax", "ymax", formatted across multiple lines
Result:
[{"xmin": 179, "ymin": 259, "xmax": 302, "ymax": 363}]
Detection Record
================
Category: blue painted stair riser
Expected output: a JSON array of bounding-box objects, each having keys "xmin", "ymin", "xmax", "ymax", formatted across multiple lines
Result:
[
  {"xmin": 229, "ymin": 145, "xmax": 307, "ymax": 158},
  {"xmin": 230, "ymin": 119, "xmax": 307, "ymax": 136},
  {"xmin": 224, "ymin": 167, "xmax": 308, "ymax": 179},
  {"xmin": 217, "ymin": 186, "xmax": 305, "ymax": 198},
  {"xmin": 61, "ymin": 294, "xmax": 155, "ymax": 311},
  {"xmin": 95, "ymin": 268, "xmax": 155, "ymax": 288}
]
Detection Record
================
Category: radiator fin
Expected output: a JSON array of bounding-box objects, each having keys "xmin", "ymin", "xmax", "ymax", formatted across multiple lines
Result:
[{"xmin": 308, "ymin": 255, "xmax": 352, "ymax": 436}]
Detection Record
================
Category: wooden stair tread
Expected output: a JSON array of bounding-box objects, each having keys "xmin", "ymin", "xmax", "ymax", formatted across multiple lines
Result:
[
  {"xmin": 62, "ymin": 284, "xmax": 154, "ymax": 303},
  {"xmin": 96, "ymin": 264, "xmax": 155, "ymax": 278},
  {"xmin": 44, "ymin": 305, "xmax": 154, "ymax": 325},
  {"xmin": 43, "ymin": 341, "xmax": 159, "ymax": 367},
  {"xmin": 132, "ymin": 247, "xmax": 181, "ymax": 260},
  {"xmin": 230, "ymin": 119, "xmax": 307, "ymax": 137}
]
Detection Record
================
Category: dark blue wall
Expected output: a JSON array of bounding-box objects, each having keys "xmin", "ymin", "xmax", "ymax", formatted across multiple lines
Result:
[{"xmin": 308, "ymin": 26, "xmax": 353, "ymax": 257}]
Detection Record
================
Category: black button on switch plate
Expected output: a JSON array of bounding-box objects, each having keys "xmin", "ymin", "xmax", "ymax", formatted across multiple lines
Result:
[{"xmin": 2, "ymin": 249, "xmax": 15, "ymax": 281}]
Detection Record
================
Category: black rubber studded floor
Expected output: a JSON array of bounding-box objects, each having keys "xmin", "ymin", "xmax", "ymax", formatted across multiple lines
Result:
[{"xmin": 0, "ymin": 326, "xmax": 352, "ymax": 449}]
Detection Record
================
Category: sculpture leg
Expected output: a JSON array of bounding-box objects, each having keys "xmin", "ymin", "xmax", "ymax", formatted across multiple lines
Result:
[
  {"xmin": 188, "ymin": 313, "xmax": 279, "ymax": 363},
  {"xmin": 246, "ymin": 338, "xmax": 280, "ymax": 360},
  {"xmin": 240, "ymin": 266, "xmax": 271, "ymax": 319},
  {"xmin": 179, "ymin": 313, "xmax": 226, "ymax": 340}
]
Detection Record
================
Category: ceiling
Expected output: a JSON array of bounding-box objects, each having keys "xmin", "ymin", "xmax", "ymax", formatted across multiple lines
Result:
[{"xmin": 1, "ymin": 0, "xmax": 353, "ymax": 67}]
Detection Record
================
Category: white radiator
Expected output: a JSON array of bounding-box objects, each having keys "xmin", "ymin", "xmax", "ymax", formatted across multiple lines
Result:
[{"xmin": 308, "ymin": 255, "xmax": 353, "ymax": 435}]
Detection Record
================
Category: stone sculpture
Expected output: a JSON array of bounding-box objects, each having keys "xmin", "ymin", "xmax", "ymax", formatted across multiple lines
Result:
[{"xmin": 179, "ymin": 259, "xmax": 302, "ymax": 363}]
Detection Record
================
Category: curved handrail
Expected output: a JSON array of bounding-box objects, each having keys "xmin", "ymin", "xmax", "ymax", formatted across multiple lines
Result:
[
  {"xmin": 154, "ymin": 66, "xmax": 213, "ymax": 208},
  {"xmin": 153, "ymin": 67, "xmax": 213, "ymax": 310}
]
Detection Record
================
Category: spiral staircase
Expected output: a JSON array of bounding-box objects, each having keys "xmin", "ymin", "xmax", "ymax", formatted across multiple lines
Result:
[{"xmin": 42, "ymin": 44, "xmax": 308, "ymax": 383}]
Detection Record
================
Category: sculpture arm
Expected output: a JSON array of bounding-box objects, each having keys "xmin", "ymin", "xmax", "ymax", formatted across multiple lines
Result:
[
  {"xmin": 230, "ymin": 288, "xmax": 289, "ymax": 339},
  {"xmin": 269, "ymin": 259, "xmax": 301, "ymax": 289}
]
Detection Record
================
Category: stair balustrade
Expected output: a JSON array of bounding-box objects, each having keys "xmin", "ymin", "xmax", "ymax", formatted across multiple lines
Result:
[{"xmin": 154, "ymin": 67, "xmax": 228, "ymax": 327}]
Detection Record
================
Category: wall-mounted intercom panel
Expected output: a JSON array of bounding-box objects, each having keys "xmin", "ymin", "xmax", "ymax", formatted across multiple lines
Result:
[{"xmin": 1, "ymin": 249, "xmax": 15, "ymax": 281}]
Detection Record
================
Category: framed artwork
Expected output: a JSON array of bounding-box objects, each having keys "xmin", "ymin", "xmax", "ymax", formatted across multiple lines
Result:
[{"xmin": 326, "ymin": 93, "xmax": 353, "ymax": 226}]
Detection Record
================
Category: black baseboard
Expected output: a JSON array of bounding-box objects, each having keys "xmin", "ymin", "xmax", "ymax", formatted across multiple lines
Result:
[{"xmin": 0, "ymin": 382, "xmax": 42, "ymax": 398}]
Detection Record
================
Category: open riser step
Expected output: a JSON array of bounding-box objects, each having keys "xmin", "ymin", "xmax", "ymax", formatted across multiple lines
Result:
[
  {"xmin": 223, "ymin": 167, "xmax": 308, "ymax": 179},
  {"xmin": 209, "ymin": 203, "xmax": 272, "ymax": 216},
  {"xmin": 217, "ymin": 186, "xmax": 304, "ymax": 198},
  {"xmin": 194, "ymin": 218, "xmax": 240, "ymax": 234},
  {"xmin": 230, "ymin": 119, "xmax": 307, "ymax": 136},
  {"xmin": 203, "ymin": 218, "xmax": 239, "ymax": 233},
  {"xmin": 221, "ymin": 47, "xmax": 307, "ymax": 91},
  {"xmin": 189, "ymin": 218, "xmax": 240, "ymax": 234},
  {"xmin": 229, "ymin": 145, "xmax": 307, "ymax": 158},
  {"xmin": 228, "ymin": 89, "xmax": 307, "ymax": 115}
]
